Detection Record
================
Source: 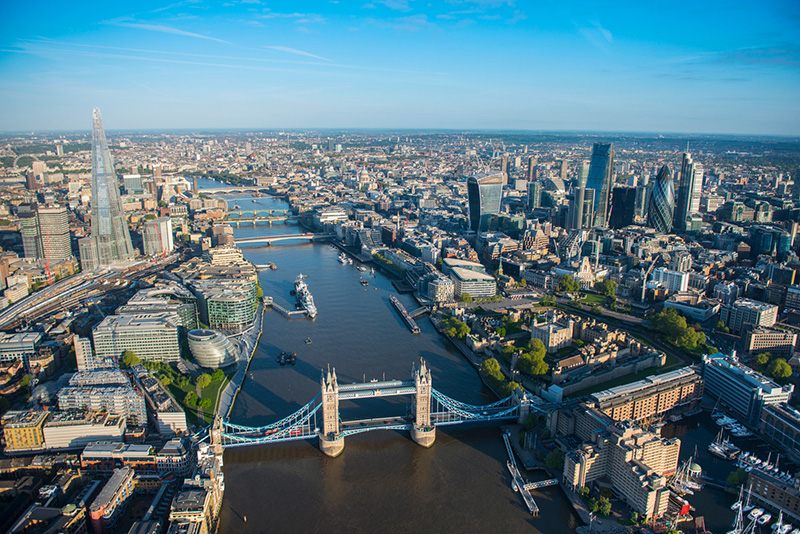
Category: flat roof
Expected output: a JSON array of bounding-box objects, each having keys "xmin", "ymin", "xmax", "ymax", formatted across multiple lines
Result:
[
  {"xmin": 450, "ymin": 266, "xmax": 495, "ymax": 282},
  {"xmin": 591, "ymin": 366, "xmax": 700, "ymax": 404}
]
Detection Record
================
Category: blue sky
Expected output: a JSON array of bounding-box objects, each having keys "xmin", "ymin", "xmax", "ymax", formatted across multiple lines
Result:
[{"xmin": 1, "ymin": 0, "xmax": 799, "ymax": 134}]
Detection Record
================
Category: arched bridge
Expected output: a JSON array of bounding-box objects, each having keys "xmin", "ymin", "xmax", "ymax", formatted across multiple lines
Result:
[
  {"xmin": 234, "ymin": 233, "xmax": 335, "ymax": 246},
  {"xmin": 211, "ymin": 360, "xmax": 533, "ymax": 457},
  {"xmin": 226, "ymin": 209, "xmax": 291, "ymax": 218}
]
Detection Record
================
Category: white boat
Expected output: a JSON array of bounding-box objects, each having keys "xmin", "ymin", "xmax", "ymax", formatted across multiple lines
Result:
[
  {"xmin": 759, "ymin": 513, "xmax": 773, "ymax": 526},
  {"xmin": 750, "ymin": 509, "xmax": 765, "ymax": 521}
]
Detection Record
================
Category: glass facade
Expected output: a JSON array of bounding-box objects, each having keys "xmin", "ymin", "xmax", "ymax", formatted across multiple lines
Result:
[
  {"xmin": 467, "ymin": 172, "xmax": 503, "ymax": 232},
  {"xmin": 648, "ymin": 165, "xmax": 675, "ymax": 233},
  {"xmin": 90, "ymin": 108, "xmax": 135, "ymax": 266},
  {"xmin": 584, "ymin": 143, "xmax": 614, "ymax": 227}
]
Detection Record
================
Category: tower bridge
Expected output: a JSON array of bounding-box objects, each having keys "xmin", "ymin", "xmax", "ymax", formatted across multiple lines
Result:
[{"xmin": 213, "ymin": 360, "xmax": 532, "ymax": 457}]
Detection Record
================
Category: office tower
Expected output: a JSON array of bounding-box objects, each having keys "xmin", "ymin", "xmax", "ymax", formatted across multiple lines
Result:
[
  {"xmin": 527, "ymin": 180, "xmax": 542, "ymax": 210},
  {"xmin": 674, "ymin": 153, "xmax": 704, "ymax": 232},
  {"xmin": 648, "ymin": 165, "xmax": 675, "ymax": 233},
  {"xmin": 89, "ymin": 108, "xmax": 135, "ymax": 266},
  {"xmin": 467, "ymin": 172, "xmax": 504, "ymax": 233},
  {"xmin": 577, "ymin": 162, "xmax": 589, "ymax": 188},
  {"xmin": 37, "ymin": 205, "xmax": 71, "ymax": 261},
  {"xmin": 567, "ymin": 187, "xmax": 595, "ymax": 230},
  {"xmin": 635, "ymin": 185, "xmax": 650, "ymax": 220},
  {"xmin": 56, "ymin": 144, "xmax": 64, "ymax": 156},
  {"xmin": 18, "ymin": 204, "xmax": 41, "ymax": 259},
  {"xmin": 25, "ymin": 172, "xmax": 37, "ymax": 191},
  {"xmin": 500, "ymin": 156, "xmax": 509, "ymax": 185},
  {"xmin": 609, "ymin": 187, "xmax": 637, "ymax": 229},
  {"xmin": 585, "ymin": 143, "xmax": 614, "ymax": 227},
  {"xmin": 526, "ymin": 157, "xmax": 538, "ymax": 181},
  {"xmin": 560, "ymin": 160, "xmax": 569, "ymax": 181},
  {"xmin": 142, "ymin": 217, "xmax": 174, "ymax": 257},
  {"xmin": 193, "ymin": 176, "xmax": 199, "ymax": 194}
]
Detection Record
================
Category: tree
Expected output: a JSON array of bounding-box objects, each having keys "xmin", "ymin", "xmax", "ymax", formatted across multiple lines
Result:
[
  {"xmin": 256, "ymin": 282, "xmax": 264, "ymax": 300},
  {"xmin": 199, "ymin": 398, "xmax": 212, "ymax": 409},
  {"xmin": 558, "ymin": 274, "xmax": 580, "ymax": 293},
  {"xmin": 121, "ymin": 351, "xmax": 141, "ymax": 368},
  {"xmin": 579, "ymin": 486, "xmax": 590, "ymax": 498},
  {"xmin": 211, "ymin": 369, "xmax": 225, "ymax": 382},
  {"xmin": 460, "ymin": 292, "xmax": 473, "ymax": 303},
  {"xmin": 768, "ymin": 358, "xmax": 792, "ymax": 379},
  {"xmin": 540, "ymin": 295, "xmax": 555, "ymax": 306},
  {"xmin": 524, "ymin": 413, "xmax": 539, "ymax": 431},
  {"xmin": 196, "ymin": 373, "xmax": 212, "ymax": 389},
  {"xmin": 596, "ymin": 496, "xmax": 612, "ymax": 516},
  {"xmin": 545, "ymin": 449, "xmax": 564, "ymax": 470},
  {"xmin": 597, "ymin": 279, "xmax": 617, "ymax": 299},
  {"xmin": 727, "ymin": 468, "xmax": 748, "ymax": 485},
  {"xmin": 19, "ymin": 374, "xmax": 31, "ymax": 388},
  {"xmin": 495, "ymin": 327, "xmax": 506, "ymax": 337},
  {"xmin": 159, "ymin": 375, "xmax": 172, "ymax": 386},
  {"xmin": 518, "ymin": 278, "xmax": 527, "ymax": 288},
  {"xmin": 755, "ymin": 352, "xmax": 772, "ymax": 367},
  {"xmin": 715, "ymin": 320, "xmax": 729, "ymax": 333},
  {"xmin": 527, "ymin": 338, "xmax": 546, "ymax": 360},
  {"xmin": 184, "ymin": 391, "xmax": 198, "ymax": 406}
]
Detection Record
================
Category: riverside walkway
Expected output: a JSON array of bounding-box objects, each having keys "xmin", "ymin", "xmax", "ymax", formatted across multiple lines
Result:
[{"xmin": 217, "ymin": 303, "xmax": 264, "ymax": 418}]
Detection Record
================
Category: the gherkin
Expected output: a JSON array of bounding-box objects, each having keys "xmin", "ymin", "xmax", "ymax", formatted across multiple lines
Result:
[
  {"xmin": 648, "ymin": 164, "xmax": 674, "ymax": 233},
  {"xmin": 90, "ymin": 108, "xmax": 135, "ymax": 265}
]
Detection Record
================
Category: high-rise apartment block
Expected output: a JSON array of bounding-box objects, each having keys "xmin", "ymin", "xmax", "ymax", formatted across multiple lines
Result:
[{"xmin": 37, "ymin": 204, "xmax": 71, "ymax": 261}]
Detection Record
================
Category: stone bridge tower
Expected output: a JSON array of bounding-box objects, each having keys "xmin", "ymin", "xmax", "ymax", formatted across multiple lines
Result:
[
  {"xmin": 410, "ymin": 359, "xmax": 436, "ymax": 447},
  {"xmin": 319, "ymin": 366, "xmax": 344, "ymax": 457}
]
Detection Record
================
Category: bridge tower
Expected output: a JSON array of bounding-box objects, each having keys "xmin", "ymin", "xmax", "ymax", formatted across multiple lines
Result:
[
  {"xmin": 318, "ymin": 366, "xmax": 344, "ymax": 457},
  {"xmin": 410, "ymin": 359, "xmax": 436, "ymax": 447},
  {"xmin": 211, "ymin": 415, "xmax": 224, "ymax": 457},
  {"xmin": 513, "ymin": 388, "xmax": 531, "ymax": 425}
]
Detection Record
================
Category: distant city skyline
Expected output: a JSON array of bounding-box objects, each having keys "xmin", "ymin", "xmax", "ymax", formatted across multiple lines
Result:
[{"xmin": 1, "ymin": 0, "xmax": 799, "ymax": 135}]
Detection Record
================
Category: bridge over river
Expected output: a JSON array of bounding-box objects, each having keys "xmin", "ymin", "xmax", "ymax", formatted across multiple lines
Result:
[
  {"xmin": 208, "ymin": 360, "xmax": 534, "ymax": 457},
  {"xmin": 234, "ymin": 233, "xmax": 335, "ymax": 246}
]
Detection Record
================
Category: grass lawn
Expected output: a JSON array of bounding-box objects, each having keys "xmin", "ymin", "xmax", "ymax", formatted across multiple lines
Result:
[{"xmin": 581, "ymin": 294, "xmax": 606, "ymax": 305}]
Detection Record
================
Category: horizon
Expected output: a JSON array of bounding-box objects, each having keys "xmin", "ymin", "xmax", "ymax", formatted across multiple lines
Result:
[{"xmin": 1, "ymin": 1, "xmax": 799, "ymax": 135}]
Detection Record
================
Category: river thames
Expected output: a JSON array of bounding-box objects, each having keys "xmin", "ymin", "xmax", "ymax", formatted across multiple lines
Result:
[{"xmin": 201, "ymin": 182, "xmax": 739, "ymax": 534}]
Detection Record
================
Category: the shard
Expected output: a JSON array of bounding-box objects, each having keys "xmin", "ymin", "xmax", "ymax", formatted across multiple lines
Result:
[{"xmin": 90, "ymin": 108, "xmax": 135, "ymax": 265}]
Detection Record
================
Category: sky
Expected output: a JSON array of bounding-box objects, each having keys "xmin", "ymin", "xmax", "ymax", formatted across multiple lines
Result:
[{"xmin": 1, "ymin": 0, "xmax": 799, "ymax": 135}]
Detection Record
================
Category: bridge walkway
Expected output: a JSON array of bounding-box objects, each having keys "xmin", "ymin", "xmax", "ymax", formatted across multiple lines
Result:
[{"xmin": 503, "ymin": 432, "xmax": 540, "ymax": 517}]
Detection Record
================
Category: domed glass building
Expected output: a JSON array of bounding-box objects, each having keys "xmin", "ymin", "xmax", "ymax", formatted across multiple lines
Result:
[
  {"xmin": 648, "ymin": 164, "xmax": 675, "ymax": 233},
  {"xmin": 188, "ymin": 329, "xmax": 238, "ymax": 369}
]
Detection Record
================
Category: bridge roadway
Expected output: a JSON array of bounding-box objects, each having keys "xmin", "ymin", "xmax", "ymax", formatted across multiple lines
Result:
[
  {"xmin": 234, "ymin": 233, "xmax": 334, "ymax": 245},
  {"xmin": 337, "ymin": 380, "xmax": 416, "ymax": 399}
]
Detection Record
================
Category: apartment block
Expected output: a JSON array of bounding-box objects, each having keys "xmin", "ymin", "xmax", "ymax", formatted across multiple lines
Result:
[{"xmin": 590, "ymin": 366, "xmax": 704, "ymax": 422}]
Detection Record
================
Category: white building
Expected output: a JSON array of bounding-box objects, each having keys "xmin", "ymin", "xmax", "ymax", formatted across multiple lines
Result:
[
  {"xmin": 650, "ymin": 267, "xmax": 689, "ymax": 294},
  {"xmin": 142, "ymin": 217, "xmax": 174, "ymax": 257},
  {"xmin": 57, "ymin": 385, "xmax": 147, "ymax": 426},
  {"xmin": 43, "ymin": 411, "xmax": 127, "ymax": 450},
  {"xmin": 720, "ymin": 299, "xmax": 779, "ymax": 334},
  {"xmin": 449, "ymin": 267, "xmax": 496, "ymax": 299},
  {"xmin": 92, "ymin": 313, "xmax": 181, "ymax": 363}
]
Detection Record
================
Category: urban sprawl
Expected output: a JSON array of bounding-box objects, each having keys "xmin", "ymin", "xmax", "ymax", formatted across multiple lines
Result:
[{"xmin": 0, "ymin": 110, "xmax": 799, "ymax": 534}]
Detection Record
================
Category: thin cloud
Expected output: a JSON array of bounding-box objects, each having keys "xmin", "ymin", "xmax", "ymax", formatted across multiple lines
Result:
[
  {"xmin": 364, "ymin": 0, "xmax": 413, "ymax": 11},
  {"xmin": 265, "ymin": 46, "xmax": 331, "ymax": 61},
  {"xmin": 366, "ymin": 14, "xmax": 435, "ymax": 32},
  {"xmin": 107, "ymin": 19, "xmax": 231, "ymax": 44}
]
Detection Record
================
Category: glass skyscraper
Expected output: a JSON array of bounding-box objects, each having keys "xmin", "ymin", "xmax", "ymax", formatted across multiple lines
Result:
[
  {"xmin": 648, "ymin": 165, "xmax": 675, "ymax": 233},
  {"xmin": 89, "ymin": 108, "xmax": 135, "ymax": 266},
  {"xmin": 584, "ymin": 143, "xmax": 614, "ymax": 228},
  {"xmin": 674, "ymin": 152, "xmax": 704, "ymax": 232},
  {"xmin": 467, "ymin": 172, "xmax": 504, "ymax": 232}
]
